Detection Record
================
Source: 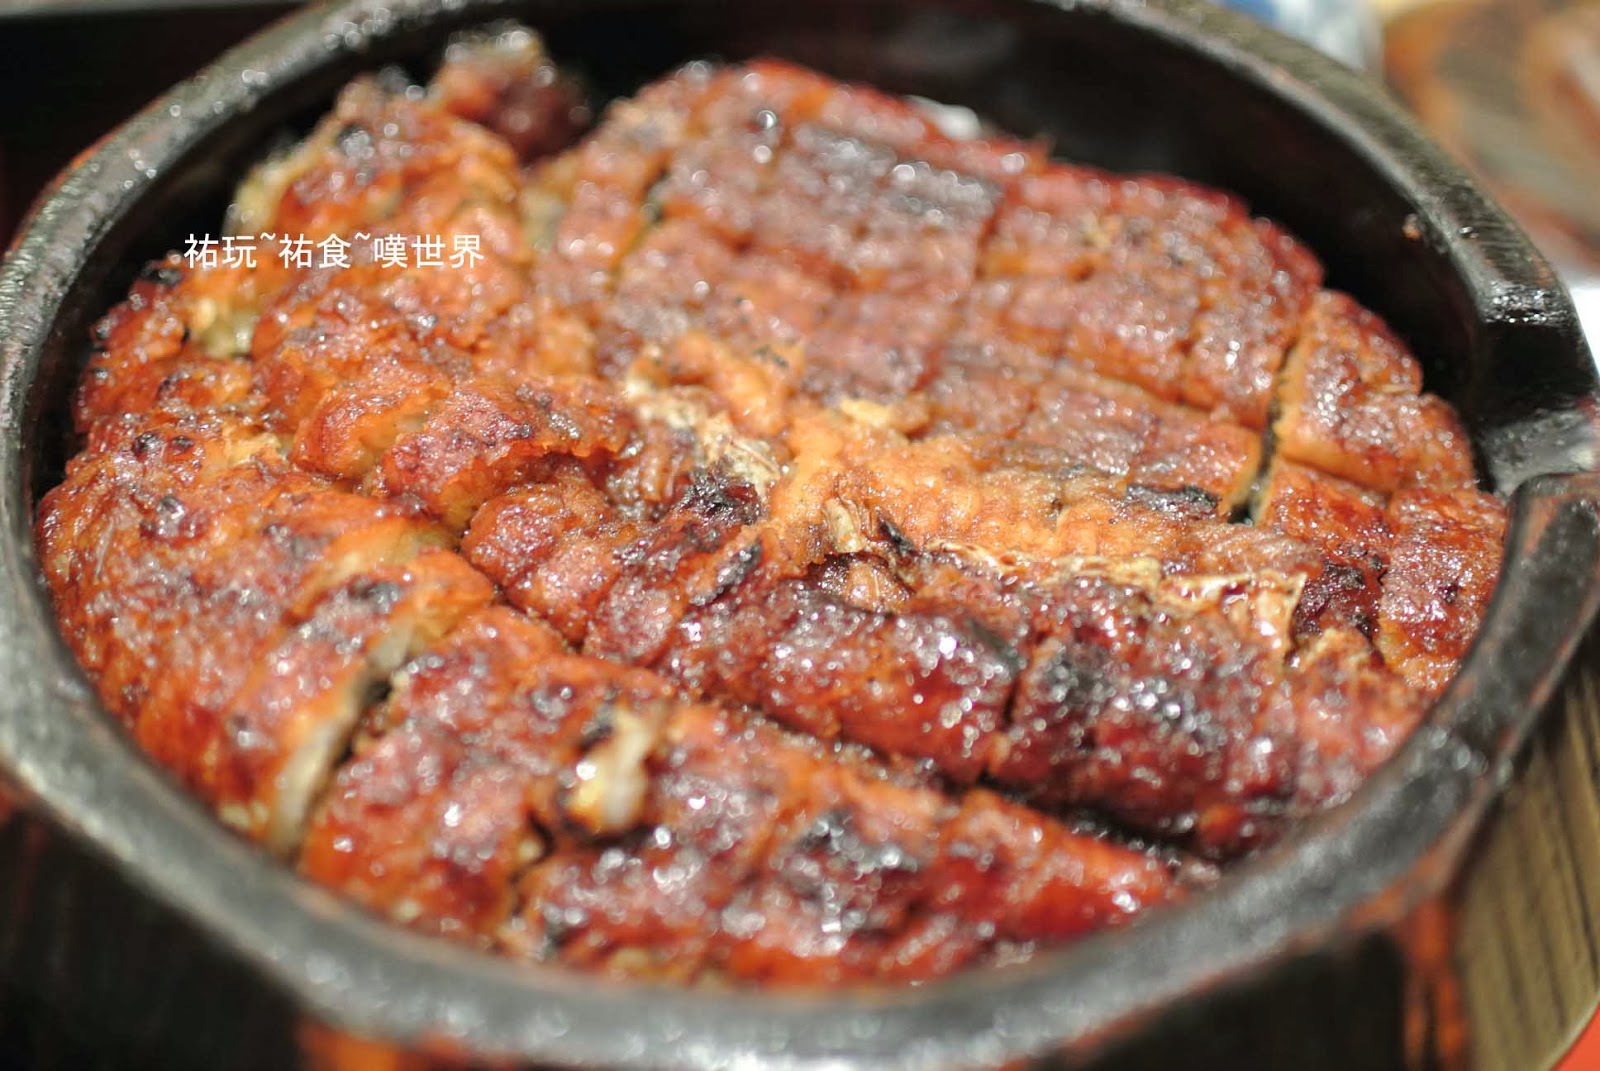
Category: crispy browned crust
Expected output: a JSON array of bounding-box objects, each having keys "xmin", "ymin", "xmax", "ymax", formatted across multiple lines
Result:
[
  {"xmin": 1377, "ymin": 489, "xmax": 1507, "ymax": 697},
  {"xmin": 1257, "ymin": 459, "xmax": 1391, "ymax": 637},
  {"xmin": 304, "ymin": 612, "xmax": 1178, "ymax": 981},
  {"xmin": 36, "ymin": 38, "xmax": 1505, "ymax": 985},
  {"xmin": 1273, "ymin": 292, "xmax": 1477, "ymax": 493}
]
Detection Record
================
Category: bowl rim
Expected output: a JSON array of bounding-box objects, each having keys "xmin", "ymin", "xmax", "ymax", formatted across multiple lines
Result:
[{"xmin": 2, "ymin": 0, "xmax": 1599, "ymax": 1067}]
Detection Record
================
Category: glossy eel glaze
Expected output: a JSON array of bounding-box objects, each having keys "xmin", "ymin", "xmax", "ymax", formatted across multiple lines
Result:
[{"xmin": 34, "ymin": 31, "xmax": 1505, "ymax": 987}]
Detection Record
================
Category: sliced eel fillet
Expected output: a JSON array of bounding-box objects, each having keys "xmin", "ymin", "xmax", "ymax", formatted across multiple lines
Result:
[
  {"xmin": 464, "ymin": 427, "xmax": 1414, "ymax": 857},
  {"xmin": 302, "ymin": 611, "xmax": 1181, "ymax": 981},
  {"xmin": 1376, "ymin": 488, "xmax": 1507, "ymax": 697},
  {"xmin": 1273, "ymin": 292, "xmax": 1477, "ymax": 493},
  {"xmin": 38, "ymin": 407, "xmax": 494, "ymax": 850},
  {"xmin": 36, "ymin": 32, "xmax": 1507, "ymax": 987}
]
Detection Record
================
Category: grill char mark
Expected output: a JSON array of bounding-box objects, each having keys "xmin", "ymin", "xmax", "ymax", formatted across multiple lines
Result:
[{"xmin": 301, "ymin": 611, "xmax": 1180, "ymax": 982}]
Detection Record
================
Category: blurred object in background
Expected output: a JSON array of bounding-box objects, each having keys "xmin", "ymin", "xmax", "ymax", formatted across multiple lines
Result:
[
  {"xmin": 1389, "ymin": 9, "xmax": 1600, "ymax": 1065},
  {"xmin": 1387, "ymin": 0, "xmax": 1600, "ymax": 351},
  {"xmin": 1219, "ymin": 0, "xmax": 1382, "ymax": 68}
]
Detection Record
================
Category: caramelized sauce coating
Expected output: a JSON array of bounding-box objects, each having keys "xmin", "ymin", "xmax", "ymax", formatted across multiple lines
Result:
[{"xmin": 36, "ymin": 33, "xmax": 1504, "ymax": 986}]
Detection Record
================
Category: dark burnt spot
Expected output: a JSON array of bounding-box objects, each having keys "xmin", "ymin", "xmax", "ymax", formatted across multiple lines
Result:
[
  {"xmin": 1021, "ymin": 641, "xmax": 1118, "ymax": 749},
  {"xmin": 129, "ymin": 431, "xmax": 163, "ymax": 459},
  {"xmin": 693, "ymin": 540, "xmax": 762, "ymax": 608},
  {"xmin": 528, "ymin": 683, "xmax": 577, "ymax": 726},
  {"xmin": 335, "ymin": 122, "xmax": 375, "ymax": 159},
  {"xmin": 347, "ymin": 578, "xmax": 404, "ymax": 611},
  {"xmin": 1293, "ymin": 561, "xmax": 1378, "ymax": 638},
  {"xmin": 792, "ymin": 807, "xmax": 920, "ymax": 880},
  {"xmin": 1125, "ymin": 483, "xmax": 1219, "ymax": 519},
  {"xmin": 876, "ymin": 515, "xmax": 917, "ymax": 556},
  {"xmin": 538, "ymin": 901, "xmax": 582, "ymax": 951},
  {"xmin": 681, "ymin": 470, "xmax": 761, "ymax": 526},
  {"xmin": 577, "ymin": 704, "xmax": 616, "ymax": 750},
  {"xmin": 751, "ymin": 344, "xmax": 789, "ymax": 370},
  {"xmin": 138, "ymin": 263, "xmax": 183, "ymax": 288},
  {"xmin": 966, "ymin": 616, "xmax": 1027, "ymax": 678}
]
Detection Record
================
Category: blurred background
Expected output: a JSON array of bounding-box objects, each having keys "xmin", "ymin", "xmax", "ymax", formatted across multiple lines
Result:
[{"xmin": 0, "ymin": 0, "xmax": 1596, "ymax": 1066}]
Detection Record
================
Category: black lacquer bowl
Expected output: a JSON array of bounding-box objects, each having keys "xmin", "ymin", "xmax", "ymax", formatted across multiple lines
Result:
[{"xmin": 2, "ymin": 1, "xmax": 1599, "ymax": 1068}]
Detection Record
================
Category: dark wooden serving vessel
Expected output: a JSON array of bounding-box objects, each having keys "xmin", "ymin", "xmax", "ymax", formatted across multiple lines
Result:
[{"xmin": 1, "ymin": 0, "xmax": 1599, "ymax": 1067}]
